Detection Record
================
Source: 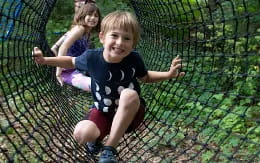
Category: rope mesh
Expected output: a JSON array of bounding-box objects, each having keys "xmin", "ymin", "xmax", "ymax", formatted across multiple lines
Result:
[{"xmin": 1, "ymin": 0, "xmax": 259, "ymax": 162}]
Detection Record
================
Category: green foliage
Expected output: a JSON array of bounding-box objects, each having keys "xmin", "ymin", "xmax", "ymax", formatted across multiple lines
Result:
[
  {"xmin": 0, "ymin": 120, "xmax": 14, "ymax": 135},
  {"xmin": 97, "ymin": 0, "xmax": 133, "ymax": 16},
  {"xmin": 46, "ymin": 0, "xmax": 74, "ymax": 46},
  {"xmin": 202, "ymin": 151, "xmax": 215, "ymax": 162}
]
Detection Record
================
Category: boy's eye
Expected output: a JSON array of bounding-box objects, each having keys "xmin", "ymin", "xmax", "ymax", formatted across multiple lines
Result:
[{"xmin": 111, "ymin": 34, "xmax": 117, "ymax": 37}]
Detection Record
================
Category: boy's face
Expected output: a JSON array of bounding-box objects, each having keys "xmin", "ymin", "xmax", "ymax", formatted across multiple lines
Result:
[{"xmin": 99, "ymin": 28, "xmax": 134, "ymax": 63}]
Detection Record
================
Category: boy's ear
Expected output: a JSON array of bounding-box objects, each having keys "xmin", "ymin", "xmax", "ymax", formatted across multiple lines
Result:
[{"xmin": 99, "ymin": 32, "xmax": 104, "ymax": 44}]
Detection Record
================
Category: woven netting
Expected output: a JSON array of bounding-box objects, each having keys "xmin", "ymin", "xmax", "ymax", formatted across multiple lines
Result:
[{"xmin": 1, "ymin": 0, "xmax": 259, "ymax": 162}]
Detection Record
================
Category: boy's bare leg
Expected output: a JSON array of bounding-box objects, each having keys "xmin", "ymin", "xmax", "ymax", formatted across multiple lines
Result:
[
  {"xmin": 73, "ymin": 120, "xmax": 100, "ymax": 144},
  {"xmin": 105, "ymin": 89, "xmax": 140, "ymax": 147}
]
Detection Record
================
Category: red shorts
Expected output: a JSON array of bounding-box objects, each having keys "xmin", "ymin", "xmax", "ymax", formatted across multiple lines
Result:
[{"xmin": 84, "ymin": 100, "xmax": 145, "ymax": 140}]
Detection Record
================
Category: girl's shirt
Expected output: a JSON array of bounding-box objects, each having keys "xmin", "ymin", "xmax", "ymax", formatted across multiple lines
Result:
[
  {"xmin": 62, "ymin": 35, "xmax": 90, "ymax": 72},
  {"xmin": 67, "ymin": 35, "xmax": 90, "ymax": 57}
]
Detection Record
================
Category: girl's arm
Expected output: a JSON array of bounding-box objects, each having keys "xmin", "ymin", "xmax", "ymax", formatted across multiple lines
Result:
[
  {"xmin": 139, "ymin": 56, "xmax": 185, "ymax": 83},
  {"xmin": 56, "ymin": 25, "xmax": 85, "ymax": 85},
  {"xmin": 51, "ymin": 32, "xmax": 69, "ymax": 56},
  {"xmin": 57, "ymin": 25, "xmax": 85, "ymax": 57}
]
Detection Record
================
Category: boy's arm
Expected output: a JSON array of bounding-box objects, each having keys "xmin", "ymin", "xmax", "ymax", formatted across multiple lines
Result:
[
  {"xmin": 33, "ymin": 47, "xmax": 75, "ymax": 69},
  {"xmin": 42, "ymin": 56, "xmax": 75, "ymax": 68},
  {"xmin": 139, "ymin": 55, "xmax": 185, "ymax": 83}
]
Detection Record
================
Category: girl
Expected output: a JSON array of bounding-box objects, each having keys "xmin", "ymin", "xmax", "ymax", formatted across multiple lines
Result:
[
  {"xmin": 51, "ymin": 0, "xmax": 97, "ymax": 56},
  {"xmin": 51, "ymin": 2, "xmax": 101, "ymax": 92}
]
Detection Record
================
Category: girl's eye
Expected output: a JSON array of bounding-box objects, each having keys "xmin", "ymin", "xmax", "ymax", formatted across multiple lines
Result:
[{"xmin": 124, "ymin": 37, "xmax": 130, "ymax": 40}]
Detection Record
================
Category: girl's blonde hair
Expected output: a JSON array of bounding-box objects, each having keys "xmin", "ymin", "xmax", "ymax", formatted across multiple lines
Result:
[
  {"xmin": 72, "ymin": 3, "xmax": 101, "ymax": 32},
  {"xmin": 101, "ymin": 11, "xmax": 140, "ymax": 48}
]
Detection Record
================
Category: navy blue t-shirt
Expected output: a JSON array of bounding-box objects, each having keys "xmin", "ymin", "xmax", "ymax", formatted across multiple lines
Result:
[{"xmin": 75, "ymin": 48, "xmax": 148, "ymax": 113}]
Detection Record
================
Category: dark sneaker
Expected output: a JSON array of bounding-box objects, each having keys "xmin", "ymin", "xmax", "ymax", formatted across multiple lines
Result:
[
  {"xmin": 86, "ymin": 141, "xmax": 102, "ymax": 155},
  {"xmin": 98, "ymin": 146, "xmax": 117, "ymax": 163}
]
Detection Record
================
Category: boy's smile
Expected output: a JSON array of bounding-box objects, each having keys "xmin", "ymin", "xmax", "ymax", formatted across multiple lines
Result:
[{"xmin": 100, "ymin": 29, "xmax": 134, "ymax": 63}]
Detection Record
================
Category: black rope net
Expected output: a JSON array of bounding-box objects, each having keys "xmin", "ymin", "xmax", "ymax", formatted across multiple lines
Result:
[{"xmin": 1, "ymin": 0, "xmax": 259, "ymax": 162}]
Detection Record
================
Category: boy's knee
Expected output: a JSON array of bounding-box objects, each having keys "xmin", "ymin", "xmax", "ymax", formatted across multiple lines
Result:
[
  {"xmin": 121, "ymin": 89, "xmax": 139, "ymax": 101},
  {"xmin": 120, "ymin": 89, "xmax": 140, "ymax": 110},
  {"xmin": 73, "ymin": 125, "xmax": 85, "ymax": 144},
  {"xmin": 73, "ymin": 120, "xmax": 100, "ymax": 144}
]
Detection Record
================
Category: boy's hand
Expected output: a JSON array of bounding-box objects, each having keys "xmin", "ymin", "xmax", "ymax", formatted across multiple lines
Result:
[
  {"xmin": 32, "ymin": 47, "xmax": 45, "ymax": 64},
  {"xmin": 169, "ymin": 55, "xmax": 185, "ymax": 78}
]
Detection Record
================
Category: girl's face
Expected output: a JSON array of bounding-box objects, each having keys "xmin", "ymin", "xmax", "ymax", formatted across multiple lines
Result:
[{"xmin": 84, "ymin": 11, "xmax": 99, "ymax": 28}]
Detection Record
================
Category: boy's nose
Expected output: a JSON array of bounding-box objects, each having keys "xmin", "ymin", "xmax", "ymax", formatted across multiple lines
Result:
[{"xmin": 116, "ymin": 37, "xmax": 123, "ymax": 45}]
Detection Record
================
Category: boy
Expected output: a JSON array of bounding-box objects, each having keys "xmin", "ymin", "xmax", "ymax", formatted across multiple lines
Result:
[{"xmin": 33, "ymin": 11, "xmax": 185, "ymax": 163}]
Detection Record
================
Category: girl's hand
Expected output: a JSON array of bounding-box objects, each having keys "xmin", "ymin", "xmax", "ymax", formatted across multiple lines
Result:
[
  {"xmin": 56, "ymin": 67, "xmax": 64, "ymax": 86},
  {"xmin": 32, "ymin": 47, "xmax": 45, "ymax": 64},
  {"xmin": 169, "ymin": 55, "xmax": 185, "ymax": 78}
]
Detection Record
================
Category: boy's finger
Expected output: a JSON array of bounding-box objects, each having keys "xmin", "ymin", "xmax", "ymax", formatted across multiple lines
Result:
[
  {"xmin": 174, "ymin": 64, "xmax": 182, "ymax": 69},
  {"xmin": 32, "ymin": 47, "xmax": 41, "ymax": 57},
  {"xmin": 32, "ymin": 50, "xmax": 37, "ymax": 58},
  {"xmin": 32, "ymin": 47, "xmax": 36, "ymax": 56},
  {"xmin": 172, "ymin": 56, "xmax": 182, "ymax": 63},
  {"xmin": 178, "ymin": 72, "xmax": 185, "ymax": 77},
  {"xmin": 171, "ymin": 60, "xmax": 183, "ymax": 67},
  {"xmin": 174, "ymin": 55, "xmax": 180, "ymax": 61},
  {"xmin": 32, "ymin": 52, "xmax": 37, "ymax": 57},
  {"xmin": 173, "ymin": 59, "xmax": 182, "ymax": 64}
]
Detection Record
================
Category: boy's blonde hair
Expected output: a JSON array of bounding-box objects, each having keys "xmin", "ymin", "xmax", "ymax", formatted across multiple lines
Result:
[
  {"xmin": 72, "ymin": 3, "xmax": 101, "ymax": 32},
  {"xmin": 101, "ymin": 11, "xmax": 140, "ymax": 48}
]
